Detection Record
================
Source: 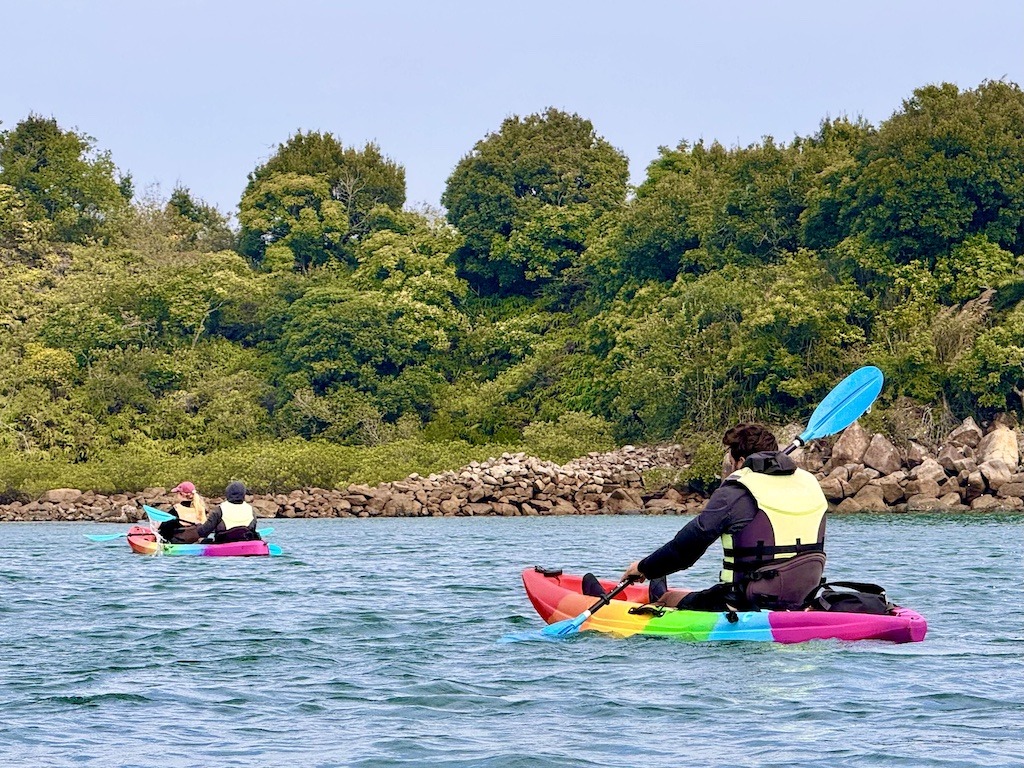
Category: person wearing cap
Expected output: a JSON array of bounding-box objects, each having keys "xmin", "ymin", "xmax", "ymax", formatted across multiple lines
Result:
[
  {"xmin": 194, "ymin": 481, "xmax": 260, "ymax": 543},
  {"xmin": 157, "ymin": 481, "xmax": 208, "ymax": 543}
]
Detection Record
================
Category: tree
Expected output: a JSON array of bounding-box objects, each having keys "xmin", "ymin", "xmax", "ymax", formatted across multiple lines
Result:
[
  {"xmin": 442, "ymin": 108, "xmax": 628, "ymax": 296},
  {"xmin": 838, "ymin": 80, "xmax": 1024, "ymax": 267},
  {"xmin": 238, "ymin": 172, "xmax": 349, "ymax": 272},
  {"xmin": 0, "ymin": 115, "xmax": 132, "ymax": 244},
  {"xmin": 241, "ymin": 131, "xmax": 405, "ymax": 246},
  {"xmin": 165, "ymin": 185, "xmax": 235, "ymax": 252}
]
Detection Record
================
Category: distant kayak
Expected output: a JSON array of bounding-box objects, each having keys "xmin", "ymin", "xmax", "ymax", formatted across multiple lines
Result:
[
  {"xmin": 126, "ymin": 526, "xmax": 279, "ymax": 557},
  {"xmin": 522, "ymin": 568, "xmax": 927, "ymax": 644}
]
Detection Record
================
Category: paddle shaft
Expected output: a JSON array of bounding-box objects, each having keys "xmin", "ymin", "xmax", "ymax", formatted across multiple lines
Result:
[{"xmin": 577, "ymin": 577, "xmax": 637, "ymax": 622}]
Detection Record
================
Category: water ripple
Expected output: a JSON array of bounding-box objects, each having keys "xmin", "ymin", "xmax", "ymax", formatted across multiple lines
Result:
[{"xmin": 0, "ymin": 515, "xmax": 1021, "ymax": 767}]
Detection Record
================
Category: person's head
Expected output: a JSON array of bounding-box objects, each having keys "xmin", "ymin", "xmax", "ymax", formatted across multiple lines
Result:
[
  {"xmin": 225, "ymin": 481, "xmax": 247, "ymax": 503},
  {"xmin": 171, "ymin": 481, "xmax": 196, "ymax": 498},
  {"xmin": 722, "ymin": 423, "xmax": 778, "ymax": 469}
]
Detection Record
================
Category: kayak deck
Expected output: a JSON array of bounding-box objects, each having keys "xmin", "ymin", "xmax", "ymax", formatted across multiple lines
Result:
[
  {"xmin": 522, "ymin": 568, "xmax": 927, "ymax": 644},
  {"xmin": 126, "ymin": 526, "xmax": 272, "ymax": 557}
]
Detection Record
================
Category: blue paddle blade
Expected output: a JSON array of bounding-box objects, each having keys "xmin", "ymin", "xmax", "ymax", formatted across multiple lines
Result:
[
  {"xmin": 498, "ymin": 629, "xmax": 574, "ymax": 644},
  {"xmin": 268, "ymin": 544, "xmax": 283, "ymax": 556},
  {"xmin": 85, "ymin": 532, "xmax": 127, "ymax": 542},
  {"xmin": 256, "ymin": 526, "xmax": 274, "ymax": 536},
  {"xmin": 143, "ymin": 504, "xmax": 175, "ymax": 522},
  {"xmin": 540, "ymin": 614, "xmax": 586, "ymax": 637},
  {"xmin": 799, "ymin": 366, "xmax": 883, "ymax": 443}
]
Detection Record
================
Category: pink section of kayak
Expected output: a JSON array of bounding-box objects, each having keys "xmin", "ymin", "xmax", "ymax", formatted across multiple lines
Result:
[{"xmin": 766, "ymin": 606, "xmax": 928, "ymax": 643}]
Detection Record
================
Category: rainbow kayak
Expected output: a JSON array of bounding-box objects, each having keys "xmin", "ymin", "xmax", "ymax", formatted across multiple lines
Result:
[
  {"xmin": 126, "ymin": 526, "xmax": 279, "ymax": 557},
  {"xmin": 522, "ymin": 567, "xmax": 927, "ymax": 644}
]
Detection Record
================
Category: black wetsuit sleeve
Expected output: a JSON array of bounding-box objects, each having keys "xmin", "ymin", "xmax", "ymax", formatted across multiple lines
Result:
[
  {"xmin": 195, "ymin": 507, "xmax": 223, "ymax": 539},
  {"xmin": 638, "ymin": 483, "xmax": 758, "ymax": 579}
]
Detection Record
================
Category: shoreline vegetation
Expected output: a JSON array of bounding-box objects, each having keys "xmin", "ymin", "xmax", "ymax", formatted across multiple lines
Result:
[
  {"xmin": 2, "ymin": 80, "xmax": 1023, "ymax": 498},
  {"xmin": 3, "ymin": 418, "xmax": 1021, "ymax": 523}
]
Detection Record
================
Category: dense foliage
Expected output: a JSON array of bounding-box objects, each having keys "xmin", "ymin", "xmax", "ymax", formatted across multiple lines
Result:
[{"xmin": 1, "ymin": 82, "xmax": 1022, "ymax": 493}]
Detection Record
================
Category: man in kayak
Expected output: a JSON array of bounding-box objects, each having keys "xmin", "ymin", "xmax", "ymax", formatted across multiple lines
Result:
[
  {"xmin": 194, "ymin": 481, "xmax": 261, "ymax": 543},
  {"xmin": 156, "ymin": 481, "xmax": 207, "ymax": 543},
  {"xmin": 599, "ymin": 423, "xmax": 829, "ymax": 612}
]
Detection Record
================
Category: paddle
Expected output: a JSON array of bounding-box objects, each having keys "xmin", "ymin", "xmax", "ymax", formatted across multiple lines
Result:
[
  {"xmin": 540, "ymin": 576, "xmax": 638, "ymax": 637},
  {"xmin": 84, "ymin": 525, "xmax": 275, "ymax": 542},
  {"xmin": 782, "ymin": 366, "xmax": 884, "ymax": 454}
]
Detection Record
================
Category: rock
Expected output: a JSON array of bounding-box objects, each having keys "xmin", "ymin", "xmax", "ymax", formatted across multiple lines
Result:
[
  {"xmin": 946, "ymin": 417, "xmax": 983, "ymax": 448},
  {"xmin": 851, "ymin": 484, "xmax": 888, "ymax": 512},
  {"xmin": 977, "ymin": 426, "xmax": 1020, "ymax": 468},
  {"xmin": 873, "ymin": 474, "xmax": 906, "ymax": 504},
  {"xmin": 970, "ymin": 495, "xmax": 1004, "ymax": 511},
  {"xmin": 936, "ymin": 444, "xmax": 966, "ymax": 474},
  {"xmin": 862, "ymin": 434, "xmax": 902, "ymax": 475},
  {"xmin": 818, "ymin": 477, "xmax": 845, "ymax": 501},
  {"xmin": 910, "ymin": 458, "xmax": 947, "ymax": 484},
  {"xmin": 43, "ymin": 488, "xmax": 82, "ymax": 504},
  {"xmin": 605, "ymin": 487, "xmax": 645, "ymax": 513},
  {"xmin": 979, "ymin": 460, "xmax": 1013, "ymax": 491},
  {"xmin": 904, "ymin": 478, "xmax": 941, "ymax": 498},
  {"xmin": 830, "ymin": 422, "xmax": 871, "ymax": 465},
  {"xmin": 996, "ymin": 482, "xmax": 1024, "ymax": 500},
  {"xmin": 905, "ymin": 442, "xmax": 929, "ymax": 468}
]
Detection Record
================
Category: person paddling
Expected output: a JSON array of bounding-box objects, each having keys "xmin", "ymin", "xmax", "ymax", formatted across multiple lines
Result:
[
  {"xmin": 194, "ymin": 481, "xmax": 261, "ymax": 544},
  {"xmin": 588, "ymin": 423, "xmax": 829, "ymax": 612},
  {"xmin": 157, "ymin": 481, "xmax": 207, "ymax": 543}
]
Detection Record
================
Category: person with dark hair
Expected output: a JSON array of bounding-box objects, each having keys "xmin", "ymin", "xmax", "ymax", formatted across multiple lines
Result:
[
  {"xmin": 587, "ymin": 423, "xmax": 828, "ymax": 612},
  {"xmin": 194, "ymin": 481, "xmax": 261, "ymax": 544}
]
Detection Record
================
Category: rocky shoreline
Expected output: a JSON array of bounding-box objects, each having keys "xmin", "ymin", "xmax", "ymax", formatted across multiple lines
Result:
[{"xmin": 1, "ymin": 418, "xmax": 1022, "ymax": 524}]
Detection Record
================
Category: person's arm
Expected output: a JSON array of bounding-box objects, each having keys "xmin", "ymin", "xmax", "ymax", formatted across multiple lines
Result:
[
  {"xmin": 194, "ymin": 507, "xmax": 222, "ymax": 539},
  {"xmin": 627, "ymin": 484, "xmax": 758, "ymax": 580}
]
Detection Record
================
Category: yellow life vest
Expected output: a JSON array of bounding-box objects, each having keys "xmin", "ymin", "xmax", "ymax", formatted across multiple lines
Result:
[
  {"xmin": 719, "ymin": 466, "xmax": 827, "ymax": 584},
  {"xmin": 173, "ymin": 499, "xmax": 205, "ymax": 525},
  {"xmin": 219, "ymin": 500, "xmax": 255, "ymax": 530}
]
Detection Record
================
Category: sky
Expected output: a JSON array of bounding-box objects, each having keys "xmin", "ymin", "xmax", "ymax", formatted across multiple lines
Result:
[{"xmin": 4, "ymin": 1, "xmax": 1023, "ymax": 221}]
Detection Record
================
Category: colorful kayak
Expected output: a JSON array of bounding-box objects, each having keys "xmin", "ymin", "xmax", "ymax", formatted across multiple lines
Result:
[
  {"xmin": 126, "ymin": 526, "xmax": 278, "ymax": 557},
  {"xmin": 522, "ymin": 568, "xmax": 927, "ymax": 644}
]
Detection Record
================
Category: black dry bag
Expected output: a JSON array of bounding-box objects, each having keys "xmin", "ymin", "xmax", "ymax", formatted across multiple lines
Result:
[{"xmin": 809, "ymin": 580, "xmax": 895, "ymax": 615}]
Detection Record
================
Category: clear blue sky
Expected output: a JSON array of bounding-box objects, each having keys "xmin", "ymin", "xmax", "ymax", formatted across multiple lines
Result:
[{"xmin": 4, "ymin": 1, "xmax": 1023, "ymax": 219}]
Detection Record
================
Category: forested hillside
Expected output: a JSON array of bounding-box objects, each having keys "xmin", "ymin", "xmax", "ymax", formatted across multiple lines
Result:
[{"xmin": 1, "ymin": 80, "xmax": 1022, "ymax": 494}]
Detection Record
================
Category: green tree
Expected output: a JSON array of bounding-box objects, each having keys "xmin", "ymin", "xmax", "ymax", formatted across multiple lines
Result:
[
  {"xmin": 838, "ymin": 80, "xmax": 1024, "ymax": 267},
  {"xmin": 442, "ymin": 108, "xmax": 628, "ymax": 296},
  {"xmin": 241, "ymin": 131, "xmax": 405, "ymax": 245},
  {"xmin": 238, "ymin": 172, "xmax": 348, "ymax": 272},
  {"xmin": 0, "ymin": 115, "xmax": 132, "ymax": 244}
]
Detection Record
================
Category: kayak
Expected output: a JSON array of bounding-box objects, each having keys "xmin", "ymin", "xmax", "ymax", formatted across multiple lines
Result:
[
  {"xmin": 126, "ymin": 526, "xmax": 278, "ymax": 557},
  {"xmin": 522, "ymin": 568, "xmax": 927, "ymax": 644}
]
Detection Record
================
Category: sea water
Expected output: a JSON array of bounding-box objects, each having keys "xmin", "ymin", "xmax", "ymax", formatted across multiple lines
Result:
[{"xmin": 0, "ymin": 514, "xmax": 1021, "ymax": 767}]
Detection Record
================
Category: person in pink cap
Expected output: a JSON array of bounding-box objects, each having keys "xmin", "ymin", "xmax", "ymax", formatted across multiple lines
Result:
[{"xmin": 157, "ymin": 481, "xmax": 208, "ymax": 543}]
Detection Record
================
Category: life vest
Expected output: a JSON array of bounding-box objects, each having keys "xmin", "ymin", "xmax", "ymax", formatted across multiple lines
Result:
[
  {"xmin": 219, "ymin": 500, "xmax": 255, "ymax": 530},
  {"xmin": 719, "ymin": 465, "xmax": 827, "ymax": 584},
  {"xmin": 173, "ymin": 501, "xmax": 204, "ymax": 525}
]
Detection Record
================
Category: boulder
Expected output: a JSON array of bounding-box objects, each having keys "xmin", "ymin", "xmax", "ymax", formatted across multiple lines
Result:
[
  {"xmin": 945, "ymin": 417, "xmax": 983, "ymax": 448},
  {"xmin": 862, "ymin": 434, "xmax": 902, "ymax": 475},
  {"xmin": 42, "ymin": 488, "xmax": 82, "ymax": 504},
  {"xmin": 830, "ymin": 422, "xmax": 871, "ymax": 465},
  {"xmin": 979, "ymin": 460, "xmax": 1013, "ymax": 491},
  {"xmin": 970, "ymin": 495, "xmax": 1004, "ymax": 511},
  {"xmin": 910, "ymin": 457, "xmax": 947, "ymax": 484},
  {"xmin": 850, "ymin": 484, "xmax": 888, "ymax": 512},
  {"xmin": 873, "ymin": 474, "xmax": 906, "ymax": 504},
  {"xmin": 977, "ymin": 426, "xmax": 1019, "ymax": 468},
  {"xmin": 905, "ymin": 442, "xmax": 929, "ymax": 467}
]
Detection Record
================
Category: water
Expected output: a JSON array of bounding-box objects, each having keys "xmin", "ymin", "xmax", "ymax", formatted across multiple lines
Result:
[{"xmin": 1, "ymin": 514, "xmax": 1021, "ymax": 767}]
